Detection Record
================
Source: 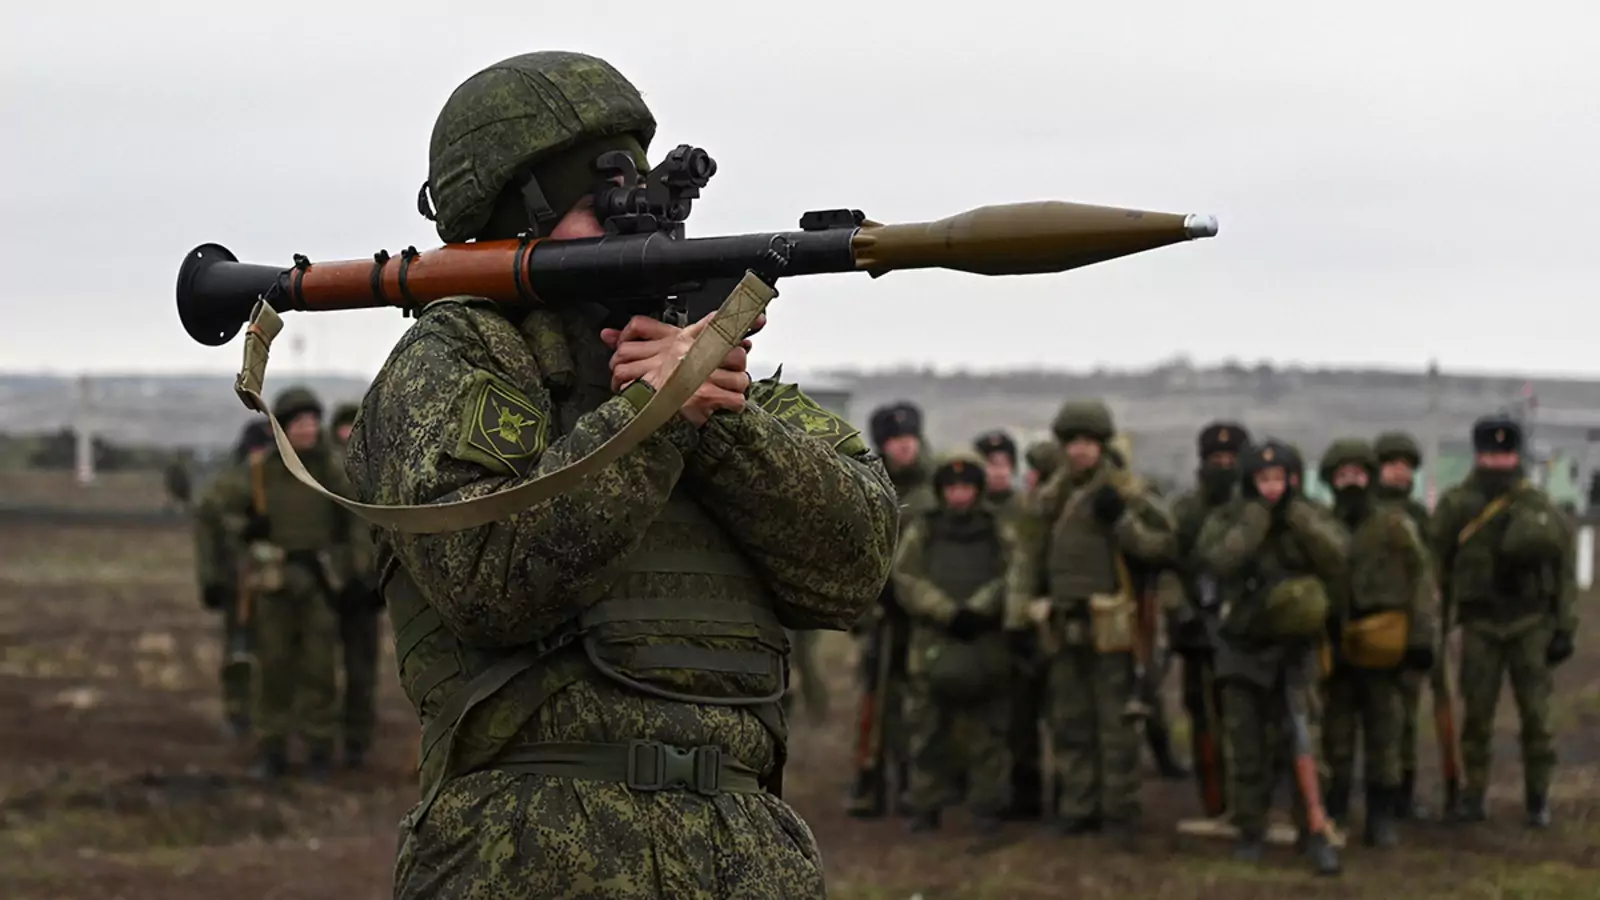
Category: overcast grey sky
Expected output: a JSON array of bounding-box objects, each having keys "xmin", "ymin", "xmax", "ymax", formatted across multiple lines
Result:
[{"xmin": 3, "ymin": 1, "xmax": 1596, "ymax": 379}]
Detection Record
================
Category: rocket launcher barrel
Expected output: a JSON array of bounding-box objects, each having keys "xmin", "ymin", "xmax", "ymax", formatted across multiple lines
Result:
[{"xmin": 176, "ymin": 200, "xmax": 1217, "ymax": 346}]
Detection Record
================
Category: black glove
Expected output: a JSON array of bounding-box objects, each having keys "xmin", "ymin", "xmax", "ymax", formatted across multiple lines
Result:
[
  {"xmin": 1091, "ymin": 485, "xmax": 1126, "ymax": 524},
  {"xmin": 339, "ymin": 581, "xmax": 381, "ymax": 613},
  {"xmin": 1007, "ymin": 628, "xmax": 1037, "ymax": 659},
  {"xmin": 1270, "ymin": 496, "xmax": 1292, "ymax": 527},
  {"xmin": 202, "ymin": 584, "xmax": 230, "ymax": 611},
  {"xmin": 1547, "ymin": 630, "xmax": 1575, "ymax": 666},
  {"xmin": 948, "ymin": 608, "xmax": 993, "ymax": 641},
  {"xmin": 241, "ymin": 514, "xmax": 270, "ymax": 543},
  {"xmin": 1402, "ymin": 644, "xmax": 1435, "ymax": 672}
]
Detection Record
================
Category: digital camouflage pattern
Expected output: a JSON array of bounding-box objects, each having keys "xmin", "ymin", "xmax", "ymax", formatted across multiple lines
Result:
[
  {"xmin": 1374, "ymin": 471, "xmax": 1438, "ymax": 791},
  {"xmin": 1008, "ymin": 451, "xmax": 1176, "ymax": 828},
  {"xmin": 1430, "ymin": 470, "xmax": 1576, "ymax": 810},
  {"xmin": 1321, "ymin": 475, "xmax": 1438, "ymax": 833},
  {"xmin": 345, "ymin": 296, "xmax": 898, "ymax": 900},
  {"xmin": 893, "ymin": 454, "xmax": 1017, "ymax": 819},
  {"xmin": 1196, "ymin": 495, "xmax": 1349, "ymax": 837},
  {"xmin": 204, "ymin": 441, "xmax": 360, "ymax": 761},
  {"xmin": 425, "ymin": 52, "xmax": 657, "ymax": 244},
  {"xmin": 330, "ymin": 429, "xmax": 382, "ymax": 759}
]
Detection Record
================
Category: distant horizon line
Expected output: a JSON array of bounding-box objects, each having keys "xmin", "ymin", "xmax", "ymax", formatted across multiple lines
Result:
[{"xmin": 4, "ymin": 358, "xmax": 1600, "ymax": 383}]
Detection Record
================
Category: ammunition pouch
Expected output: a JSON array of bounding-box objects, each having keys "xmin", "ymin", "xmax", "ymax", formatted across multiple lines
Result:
[
  {"xmin": 1340, "ymin": 610, "xmax": 1409, "ymax": 669},
  {"xmin": 1089, "ymin": 591, "xmax": 1136, "ymax": 654},
  {"xmin": 241, "ymin": 541, "xmax": 286, "ymax": 593}
]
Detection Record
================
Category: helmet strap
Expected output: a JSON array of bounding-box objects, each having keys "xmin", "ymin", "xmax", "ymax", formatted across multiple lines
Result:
[{"xmin": 518, "ymin": 173, "xmax": 561, "ymax": 235}]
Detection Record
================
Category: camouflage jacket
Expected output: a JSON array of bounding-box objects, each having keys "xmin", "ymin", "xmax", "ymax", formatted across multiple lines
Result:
[
  {"xmin": 1195, "ymin": 496, "xmax": 1349, "ymax": 641},
  {"xmin": 346, "ymin": 298, "xmax": 899, "ymax": 786},
  {"xmin": 1341, "ymin": 495, "xmax": 1438, "ymax": 652},
  {"xmin": 1430, "ymin": 471, "xmax": 1577, "ymax": 634}
]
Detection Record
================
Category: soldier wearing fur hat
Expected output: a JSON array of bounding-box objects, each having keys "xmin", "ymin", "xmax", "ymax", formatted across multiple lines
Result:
[
  {"xmin": 1372, "ymin": 430, "xmax": 1444, "ymax": 817},
  {"xmin": 848, "ymin": 401, "xmax": 938, "ymax": 818},
  {"xmin": 1006, "ymin": 400, "xmax": 1175, "ymax": 844},
  {"xmin": 895, "ymin": 452, "xmax": 1021, "ymax": 835},
  {"xmin": 1317, "ymin": 438, "xmax": 1438, "ymax": 849},
  {"xmin": 1167, "ymin": 421, "xmax": 1250, "ymax": 817},
  {"xmin": 1430, "ymin": 416, "xmax": 1577, "ymax": 827},
  {"xmin": 1195, "ymin": 438, "xmax": 1348, "ymax": 874}
]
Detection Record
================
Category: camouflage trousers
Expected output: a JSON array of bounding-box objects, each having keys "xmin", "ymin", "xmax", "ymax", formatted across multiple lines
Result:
[
  {"xmin": 1180, "ymin": 651, "xmax": 1229, "ymax": 817},
  {"xmin": 219, "ymin": 589, "xmax": 254, "ymax": 722},
  {"xmin": 783, "ymin": 628, "xmax": 829, "ymax": 721},
  {"xmin": 1399, "ymin": 661, "xmax": 1448, "ymax": 773},
  {"xmin": 338, "ymin": 604, "xmax": 381, "ymax": 750},
  {"xmin": 1221, "ymin": 680, "xmax": 1309, "ymax": 837},
  {"xmin": 396, "ymin": 770, "xmax": 824, "ymax": 899},
  {"xmin": 1046, "ymin": 647, "xmax": 1141, "ymax": 823},
  {"xmin": 254, "ymin": 564, "xmax": 340, "ymax": 755},
  {"xmin": 1322, "ymin": 666, "xmax": 1405, "ymax": 790},
  {"xmin": 904, "ymin": 678, "xmax": 1012, "ymax": 816},
  {"xmin": 1007, "ymin": 650, "xmax": 1048, "ymax": 810},
  {"xmin": 1459, "ymin": 618, "xmax": 1556, "ymax": 799}
]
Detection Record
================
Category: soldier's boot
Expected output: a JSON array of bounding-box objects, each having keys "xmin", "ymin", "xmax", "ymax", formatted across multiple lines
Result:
[
  {"xmin": 846, "ymin": 769, "xmax": 887, "ymax": 819},
  {"xmin": 1306, "ymin": 832, "xmax": 1342, "ymax": 877},
  {"xmin": 1454, "ymin": 791, "xmax": 1488, "ymax": 823},
  {"xmin": 303, "ymin": 746, "xmax": 335, "ymax": 784},
  {"xmin": 223, "ymin": 712, "xmax": 252, "ymax": 741},
  {"xmin": 1324, "ymin": 775, "xmax": 1352, "ymax": 828},
  {"xmin": 250, "ymin": 744, "xmax": 288, "ymax": 781},
  {"xmin": 973, "ymin": 811, "xmax": 1004, "ymax": 837},
  {"xmin": 1147, "ymin": 719, "xmax": 1189, "ymax": 780},
  {"xmin": 1363, "ymin": 786, "xmax": 1400, "ymax": 849},
  {"xmin": 343, "ymin": 740, "xmax": 368, "ymax": 770},
  {"xmin": 1103, "ymin": 818, "xmax": 1140, "ymax": 852},
  {"xmin": 1525, "ymin": 792, "xmax": 1552, "ymax": 830},
  {"xmin": 908, "ymin": 808, "xmax": 941, "ymax": 834},
  {"xmin": 1231, "ymin": 831, "xmax": 1266, "ymax": 863},
  {"xmin": 1441, "ymin": 778, "xmax": 1462, "ymax": 821}
]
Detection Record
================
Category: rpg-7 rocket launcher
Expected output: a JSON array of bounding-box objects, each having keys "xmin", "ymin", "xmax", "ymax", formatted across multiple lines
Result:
[{"xmin": 176, "ymin": 143, "xmax": 1217, "ymax": 346}]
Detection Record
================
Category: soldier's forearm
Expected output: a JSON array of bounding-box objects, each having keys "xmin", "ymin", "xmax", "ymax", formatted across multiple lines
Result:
[
  {"xmin": 1198, "ymin": 505, "xmax": 1269, "ymax": 575},
  {"xmin": 394, "ymin": 397, "xmax": 695, "ymax": 648},
  {"xmin": 685, "ymin": 406, "xmax": 899, "ymax": 631}
]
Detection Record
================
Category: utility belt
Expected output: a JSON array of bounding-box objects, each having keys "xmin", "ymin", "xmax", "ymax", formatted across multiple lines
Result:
[
  {"xmin": 1032, "ymin": 591, "xmax": 1135, "ymax": 656},
  {"xmin": 485, "ymin": 739, "xmax": 762, "ymax": 795},
  {"xmin": 240, "ymin": 542, "xmax": 343, "ymax": 595}
]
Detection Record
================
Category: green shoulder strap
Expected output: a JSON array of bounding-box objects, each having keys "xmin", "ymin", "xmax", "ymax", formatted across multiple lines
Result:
[{"xmin": 232, "ymin": 272, "xmax": 777, "ymax": 535}]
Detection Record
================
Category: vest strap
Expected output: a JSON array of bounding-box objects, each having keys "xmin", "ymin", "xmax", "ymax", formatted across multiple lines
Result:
[
  {"xmin": 489, "ymin": 740, "xmax": 762, "ymax": 794},
  {"xmin": 579, "ymin": 596, "xmax": 785, "ymax": 632},
  {"xmin": 625, "ymin": 549, "xmax": 758, "ymax": 578},
  {"xmin": 623, "ymin": 644, "xmax": 779, "ymax": 675}
]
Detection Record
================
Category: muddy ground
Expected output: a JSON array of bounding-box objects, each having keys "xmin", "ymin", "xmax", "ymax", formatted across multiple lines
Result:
[{"xmin": 2, "ymin": 519, "xmax": 1598, "ymax": 899}]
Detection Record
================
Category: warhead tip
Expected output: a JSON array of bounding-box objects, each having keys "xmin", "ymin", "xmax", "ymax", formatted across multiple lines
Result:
[{"xmin": 1183, "ymin": 213, "xmax": 1219, "ymax": 239}]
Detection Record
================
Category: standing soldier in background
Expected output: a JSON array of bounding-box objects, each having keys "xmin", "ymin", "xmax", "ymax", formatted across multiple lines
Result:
[
  {"xmin": 974, "ymin": 430, "xmax": 1021, "ymax": 514},
  {"xmin": 1317, "ymin": 439, "xmax": 1437, "ymax": 849},
  {"xmin": 1431, "ymin": 416, "xmax": 1577, "ymax": 827},
  {"xmin": 1023, "ymin": 440, "xmax": 1062, "ymax": 496},
  {"xmin": 194, "ymin": 420, "xmax": 274, "ymax": 740},
  {"xmin": 1009, "ymin": 400, "xmax": 1175, "ymax": 843},
  {"xmin": 1197, "ymin": 439, "xmax": 1347, "ymax": 874},
  {"xmin": 895, "ymin": 453, "xmax": 1019, "ymax": 835},
  {"xmin": 1372, "ymin": 430, "xmax": 1444, "ymax": 818},
  {"xmin": 1169, "ymin": 421, "xmax": 1250, "ymax": 817},
  {"xmin": 212, "ymin": 387, "xmax": 362, "ymax": 781},
  {"xmin": 1105, "ymin": 434, "xmax": 1188, "ymax": 781},
  {"xmin": 1004, "ymin": 437, "xmax": 1063, "ymax": 819},
  {"xmin": 849, "ymin": 401, "xmax": 937, "ymax": 818},
  {"xmin": 329, "ymin": 402, "xmax": 381, "ymax": 769}
]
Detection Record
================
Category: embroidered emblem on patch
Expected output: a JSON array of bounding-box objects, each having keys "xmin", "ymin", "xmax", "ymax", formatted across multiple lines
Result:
[
  {"xmin": 467, "ymin": 377, "xmax": 546, "ymax": 468},
  {"xmin": 759, "ymin": 385, "xmax": 856, "ymax": 448}
]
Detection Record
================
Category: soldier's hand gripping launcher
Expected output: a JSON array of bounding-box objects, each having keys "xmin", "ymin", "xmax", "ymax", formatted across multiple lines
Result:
[{"xmin": 176, "ymin": 143, "xmax": 1217, "ymax": 346}]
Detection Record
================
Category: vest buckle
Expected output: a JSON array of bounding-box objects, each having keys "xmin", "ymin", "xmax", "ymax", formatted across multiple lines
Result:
[{"xmin": 625, "ymin": 740, "xmax": 723, "ymax": 794}]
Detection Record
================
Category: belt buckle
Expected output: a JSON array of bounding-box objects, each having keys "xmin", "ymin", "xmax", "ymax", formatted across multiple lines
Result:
[
  {"xmin": 625, "ymin": 741, "xmax": 722, "ymax": 794},
  {"xmin": 692, "ymin": 745, "xmax": 722, "ymax": 795},
  {"xmin": 625, "ymin": 740, "xmax": 666, "ymax": 791}
]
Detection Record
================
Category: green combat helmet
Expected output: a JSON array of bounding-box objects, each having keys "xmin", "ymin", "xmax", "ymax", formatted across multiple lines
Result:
[
  {"xmin": 1373, "ymin": 431, "xmax": 1422, "ymax": 467},
  {"xmin": 1317, "ymin": 438, "xmax": 1376, "ymax": 486},
  {"xmin": 272, "ymin": 386, "xmax": 324, "ymax": 423},
  {"xmin": 331, "ymin": 402, "xmax": 360, "ymax": 431},
  {"xmin": 1051, "ymin": 400, "xmax": 1114, "ymax": 443},
  {"xmin": 931, "ymin": 450, "xmax": 988, "ymax": 501},
  {"xmin": 1024, "ymin": 440, "xmax": 1062, "ymax": 481},
  {"xmin": 419, "ymin": 51, "xmax": 657, "ymax": 243}
]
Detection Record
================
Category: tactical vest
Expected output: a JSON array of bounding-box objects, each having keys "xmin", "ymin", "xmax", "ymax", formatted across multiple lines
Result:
[
  {"xmin": 387, "ymin": 486, "xmax": 791, "ymax": 830},
  {"xmin": 1046, "ymin": 473, "xmax": 1118, "ymax": 604},
  {"xmin": 1450, "ymin": 484, "xmax": 1556, "ymax": 622},
  {"xmin": 254, "ymin": 450, "xmax": 344, "ymax": 551},
  {"xmin": 924, "ymin": 511, "xmax": 1005, "ymax": 605}
]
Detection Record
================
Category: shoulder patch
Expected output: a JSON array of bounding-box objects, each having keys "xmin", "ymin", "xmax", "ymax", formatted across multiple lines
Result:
[
  {"xmin": 453, "ymin": 370, "xmax": 548, "ymax": 476},
  {"xmin": 750, "ymin": 380, "xmax": 863, "ymax": 452}
]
